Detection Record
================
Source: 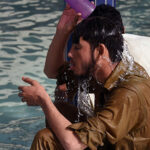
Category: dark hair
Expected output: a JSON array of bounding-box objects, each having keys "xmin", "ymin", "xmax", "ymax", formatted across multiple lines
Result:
[
  {"xmin": 89, "ymin": 4, "xmax": 124, "ymax": 34},
  {"xmin": 72, "ymin": 17, "xmax": 124, "ymax": 62}
]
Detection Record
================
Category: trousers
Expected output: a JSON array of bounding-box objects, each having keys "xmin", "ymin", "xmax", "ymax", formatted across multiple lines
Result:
[{"xmin": 30, "ymin": 128, "xmax": 64, "ymax": 150}]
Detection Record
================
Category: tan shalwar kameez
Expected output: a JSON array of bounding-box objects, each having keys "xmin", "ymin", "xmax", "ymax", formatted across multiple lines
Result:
[{"xmin": 31, "ymin": 61, "xmax": 150, "ymax": 150}]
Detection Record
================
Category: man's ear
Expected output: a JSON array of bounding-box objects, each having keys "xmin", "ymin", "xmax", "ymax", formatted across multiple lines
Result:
[
  {"xmin": 93, "ymin": 44, "xmax": 105, "ymax": 60},
  {"xmin": 93, "ymin": 43, "xmax": 109, "ymax": 62}
]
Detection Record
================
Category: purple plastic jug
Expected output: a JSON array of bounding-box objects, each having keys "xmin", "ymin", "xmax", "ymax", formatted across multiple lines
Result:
[{"xmin": 65, "ymin": 0, "xmax": 95, "ymax": 18}]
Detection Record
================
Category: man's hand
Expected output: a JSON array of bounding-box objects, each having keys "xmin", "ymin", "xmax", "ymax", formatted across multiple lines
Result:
[
  {"xmin": 18, "ymin": 77, "xmax": 49, "ymax": 106},
  {"xmin": 57, "ymin": 4, "xmax": 82, "ymax": 34}
]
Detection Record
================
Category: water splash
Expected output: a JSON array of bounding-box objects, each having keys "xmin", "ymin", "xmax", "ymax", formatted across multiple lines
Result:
[
  {"xmin": 122, "ymin": 40, "xmax": 134, "ymax": 72},
  {"xmin": 76, "ymin": 79, "xmax": 94, "ymax": 122}
]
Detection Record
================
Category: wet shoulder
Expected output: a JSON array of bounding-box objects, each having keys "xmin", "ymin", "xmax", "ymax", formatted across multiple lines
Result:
[{"xmin": 108, "ymin": 74, "xmax": 150, "ymax": 109}]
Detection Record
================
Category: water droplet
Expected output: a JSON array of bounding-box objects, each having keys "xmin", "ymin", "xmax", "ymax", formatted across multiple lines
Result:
[{"xmin": 76, "ymin": 79, "xmax": 95, "ymax": 122}]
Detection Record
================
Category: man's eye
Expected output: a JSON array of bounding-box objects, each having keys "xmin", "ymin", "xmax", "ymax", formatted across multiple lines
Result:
[{"xmin": 74, "ymin": 45, "xmax": 81, "ymax": 50}]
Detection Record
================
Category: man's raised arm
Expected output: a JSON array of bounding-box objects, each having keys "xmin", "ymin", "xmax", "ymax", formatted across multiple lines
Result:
[{"xmin": 44, "ymin": 5, "xmax": 81, "ymax": 78}]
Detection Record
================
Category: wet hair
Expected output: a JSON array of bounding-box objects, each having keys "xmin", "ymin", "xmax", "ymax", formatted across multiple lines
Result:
[
  {"xmin": 89, "ymin": 4, "xmax": 124, "ymax": 34},
  {"xmin": 72, "ymin": 17, "xmax": 124, "ymax": 62}
]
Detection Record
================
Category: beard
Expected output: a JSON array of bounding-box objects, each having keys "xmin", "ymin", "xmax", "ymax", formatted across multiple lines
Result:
[
  {"xmin": 76, "ymin": 61, "xmax": 94, "ymax": 81},
  {"xmin": 71, "ymin": 49, "xmax": 96, "ymax": 81}
]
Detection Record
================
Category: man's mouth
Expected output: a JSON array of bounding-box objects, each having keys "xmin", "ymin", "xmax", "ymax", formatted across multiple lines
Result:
[{"xmin": 69, "ymin": 60, "xmax": 75, "ymax": 70}]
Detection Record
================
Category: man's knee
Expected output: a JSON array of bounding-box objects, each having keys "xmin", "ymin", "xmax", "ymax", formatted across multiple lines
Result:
[
  {"xmin": 30, "ymin": 128, "xmax": 64, "ymax": 150},
  {"xmin": 35, "ymin": 128, "xmax": 52, "ymax": 139}
]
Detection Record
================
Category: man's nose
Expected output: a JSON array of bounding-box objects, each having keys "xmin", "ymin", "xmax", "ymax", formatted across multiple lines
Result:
[{"xmin": 68, "ymin": 48, "xmax": 73, "ymax": 58}]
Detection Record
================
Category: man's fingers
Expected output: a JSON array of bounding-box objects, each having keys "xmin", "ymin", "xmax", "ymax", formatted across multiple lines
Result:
[
  {"xmin": 22, "ymin": 98, "xmax": 26, "ymax": 102},
  {"xmin": 22, "ymin": 77, "xmax": 33, "ymax": 84},
  {"xmin": 77, "ymin": 13, "xmax": 82, "ymax": 18},
  {"xmin": 91, "ymin": 1, "xmax": 95, "ymax": 5},
  {"xmin": 74, "ymin": 14, "xmax": 82, "ymax": 25},
  {"xmin": 76, "ymin": 14, "xmax": 83, "ymax": 24},
  {"xmin": 18, "ymin": 92, "xmax": 28, "ymax": 100},
  {"xmin": 18, "ymin": 86, "xmax": 28, "ymax": 92},
  {"xmin": 18, "ymin": 86, "xmax": 26, "ymax": 92},
  {"xmin": 18, "ymin": 92, "xmax": 23, "ymax": 97},
  {"xmin": 22, "ymin": 77, "xmax": 37, "ymax": 85}
]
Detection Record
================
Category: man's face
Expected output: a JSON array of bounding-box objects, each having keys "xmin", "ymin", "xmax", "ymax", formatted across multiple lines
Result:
[{"xmin": 68, "ymin": 37, "xmax": 93, "ymax": 78}]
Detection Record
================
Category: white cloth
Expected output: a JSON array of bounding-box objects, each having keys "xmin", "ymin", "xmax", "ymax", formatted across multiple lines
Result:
[{"xmin": 123, "ymin": 33, "xmax": 150, "ymax": 75}]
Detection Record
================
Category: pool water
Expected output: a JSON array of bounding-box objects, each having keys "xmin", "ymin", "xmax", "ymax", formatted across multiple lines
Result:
[{"xmin": 0, "ymin": 0, "xmax": 150, "ymax": 149}]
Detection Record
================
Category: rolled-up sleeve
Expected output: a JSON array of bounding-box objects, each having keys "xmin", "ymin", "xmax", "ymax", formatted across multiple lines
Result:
[
  {"xmin": 68, "ymin": 88, "xmax": 142, "ymax": 149},
  {"xmin": 68, "ymin": 118, "xmax": 106, "ymax": 149}
]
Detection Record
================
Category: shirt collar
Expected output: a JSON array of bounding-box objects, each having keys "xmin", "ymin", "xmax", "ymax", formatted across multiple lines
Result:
[
  {"xmin": 104, "ymin": 60, "xmax": 149, "ymax": 91},
  {"xmin": 104, "ymin": 61, "xmax": 130, "ymax": 91}
]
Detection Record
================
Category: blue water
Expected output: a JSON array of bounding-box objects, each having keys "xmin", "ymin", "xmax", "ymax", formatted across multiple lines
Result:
[{"xmin": 0, "ymin": 0, "xmax": 150, "ymax": 149}]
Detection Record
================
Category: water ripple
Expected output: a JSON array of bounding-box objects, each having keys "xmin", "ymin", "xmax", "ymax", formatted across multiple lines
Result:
[
  {"xmin": 117, "ymin": 0, "xmax": 150, "ymax": 36},
  {"xmin": 0, "ymin": 0, "xmax": 150, "ymax": 149}
]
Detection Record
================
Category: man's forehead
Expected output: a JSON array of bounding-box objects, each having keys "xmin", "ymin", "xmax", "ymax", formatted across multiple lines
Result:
[{"xmin": 72, "ymin": 37, "xmax": 84, "ymax": 45}]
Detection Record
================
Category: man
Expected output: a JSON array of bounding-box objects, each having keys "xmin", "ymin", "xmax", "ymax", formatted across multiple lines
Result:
[
  {"xmin": 44, "ymin": 4, "xmax": 150, "ymax": 113},
  {"xmin": 44, "ymin": 4, "xmax": 150, "ymax": 83},
  {"xmin": 44, "ymin": 4, "xmax": 125, "ymax": 108},
  {"xmin": 19, "ymin": 17, "xmax": 150, "ymax": 149},
  {"xmin": 44, "ymin": 4, "xmax": 123, "ymax": 79}
]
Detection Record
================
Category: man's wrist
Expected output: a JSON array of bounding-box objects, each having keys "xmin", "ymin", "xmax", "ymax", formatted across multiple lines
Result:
[{"xmin": 39, "ymin": 93, "xmax": 51, "ymax": 109}]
